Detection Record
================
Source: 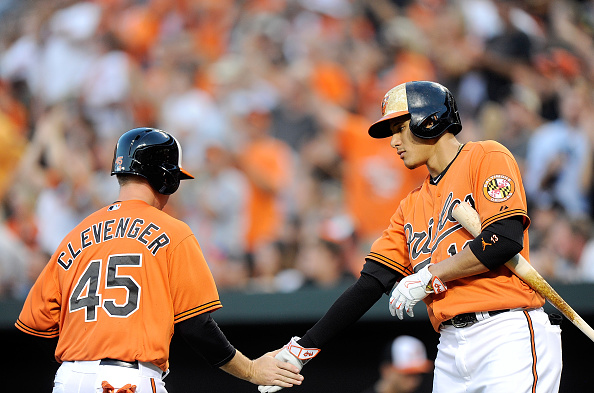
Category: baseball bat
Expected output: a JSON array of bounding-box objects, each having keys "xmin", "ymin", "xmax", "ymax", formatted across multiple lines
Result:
[{"xmin": 452, "ymin": 201, "xmax": 594, "ymax": 343}]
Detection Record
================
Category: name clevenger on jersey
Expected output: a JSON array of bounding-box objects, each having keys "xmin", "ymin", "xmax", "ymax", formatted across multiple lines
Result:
[{"xmin": 57, "ymin": 215, "xmax": 171, "ymax": 271}]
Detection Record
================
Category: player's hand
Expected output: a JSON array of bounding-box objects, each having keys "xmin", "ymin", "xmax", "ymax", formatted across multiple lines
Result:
[
  {"xmin": 248, "ymin": 348, "xmax": 305, "ymax": 388},
  {"xmin": 258, "ymin": 337, "xmax": 320, "ymax": 392},
  {"xmin": 389, "ymin": 264, "xmax": 447, "ymax": 319}
]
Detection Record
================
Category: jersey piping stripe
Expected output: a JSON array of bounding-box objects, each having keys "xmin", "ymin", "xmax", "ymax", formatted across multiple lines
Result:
[
  {"xmin": 15, "ymin": 319, "xmax": 59, "ymax": 338},
  {"xmin": 366, "ymin": 252, "xmax": 414, "ymax": 275},
  {"xmin": 522, "ymin": 310, "xmax": 538, "ymax": 393},
  {"xmin": 174, "ymin": 300, "xmax": 222, "ymax": 322},
  {"xmin": 482, "ymin": 209, "xmax": 528, "ymax": 230},
  {"xmin": 150, "ymin": 378, "xmax": 156, "ymax": 393}
]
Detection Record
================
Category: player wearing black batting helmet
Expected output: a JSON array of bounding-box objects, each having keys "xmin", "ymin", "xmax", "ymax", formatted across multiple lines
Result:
[
  {"xmin": 259, "ymin": 80, "xmax": 562, "ymax": 393},
  {"xmin": 111, "ymin": 127, "xmax": 194, "ymax": 195},
  {"xmin": 368, "ymin": 81, "xmax": 462, "ymax": 140},
  {"xmin": 17, "ymin": 126, "xmax": 303, "ymax": 393}
]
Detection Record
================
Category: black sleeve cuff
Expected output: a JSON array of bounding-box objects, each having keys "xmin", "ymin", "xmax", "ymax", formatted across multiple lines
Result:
[
  {"xmin": 361, "ymin": 259, "xmax": 404, "ymax": 294},
  {"xmin": 468, "ymin": 216, "xmax": 524, "ymax": 270}
]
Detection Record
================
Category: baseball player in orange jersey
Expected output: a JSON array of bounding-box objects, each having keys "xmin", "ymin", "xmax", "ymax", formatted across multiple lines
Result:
[
  {"xmin": 259, "ymin": 81, "xmax": 562, "ymax": 393},
  {"xmin": 16, "ymin": 128, "xmax": 303, "ymax": 392}
]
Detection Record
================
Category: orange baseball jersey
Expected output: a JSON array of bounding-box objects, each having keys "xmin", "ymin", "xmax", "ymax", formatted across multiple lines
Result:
[
  {"xmin": 16, "ymin": 200, "xmax": 222, "ymax": 371},
  {"xmin": 366, "ymin": 141, "xmax": 545, "ymax": 331}
]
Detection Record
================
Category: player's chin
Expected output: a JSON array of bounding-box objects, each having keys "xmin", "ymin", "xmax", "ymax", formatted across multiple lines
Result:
[{"xmin": 403, "ymin": 159, "xmax": 422, "ymax": 170}]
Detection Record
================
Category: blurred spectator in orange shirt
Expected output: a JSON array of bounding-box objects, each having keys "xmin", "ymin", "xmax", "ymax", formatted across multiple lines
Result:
[
  {"xmin": 334, "ymin": 111, "xmax": 427, "ymax": 268},
  {"xmin": 235, "ymin": 106, "xmax": 294, "ymax": 275},
  {"xmin": 111, "ymin": 1, "xmax": 160, "ymax": 63},
  {"xmin": 307, "ymin": 91, "xmax": 427, "ymax": 273},
  {"xmin": 0, "ymin": 81, "xmax": 27, "ymax": 200}
]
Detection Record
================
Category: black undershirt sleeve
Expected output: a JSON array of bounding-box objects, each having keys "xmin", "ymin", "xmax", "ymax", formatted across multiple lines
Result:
[
  {"xmin": 176, "ymin": 312, "xmax": 236, "ymax": 367},
  {"xmin": 360, "ymin": 259, "xmax": 404, "ymax": 294},
  {"xmin": 29, "ymin": 335, "xmax": 59, "ymax": 364},
  {"xmin": 468, "ymin": 216, "xmax": 525, "ymax": 270},
  {"xmin": 298, "ymin": 260, "xmax": 401, "ymax": 349}
]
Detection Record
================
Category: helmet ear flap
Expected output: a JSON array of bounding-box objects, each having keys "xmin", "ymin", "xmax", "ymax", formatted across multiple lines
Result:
[
  {"xmin": 143, "ymin": 163, "xmax": 180, "ymax": 195},
  {"xmin": 408, "ymin": 83, "xmax": 461, "ymax": 139},
  {"xmin": 156, "ymin": 164, "xmax": 181, "ymax": 195},
  {"xmin": 419, "ymin": 113, "xmax": 439, "ymax": 130}
]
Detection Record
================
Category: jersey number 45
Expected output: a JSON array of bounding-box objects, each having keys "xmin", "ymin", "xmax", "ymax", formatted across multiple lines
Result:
[{"xmin": 69, "ymin": 254, "xmax": 142, "ymax": 322}]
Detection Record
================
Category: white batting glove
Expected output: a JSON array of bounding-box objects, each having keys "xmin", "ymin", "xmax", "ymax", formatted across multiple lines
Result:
[
  {"xmin": 258, "ymin": 337, "xmax": 320, "ymax": 393},
  {"xmin": 389, "ymin": 264, "xmax": 447, "ymax": 319}
]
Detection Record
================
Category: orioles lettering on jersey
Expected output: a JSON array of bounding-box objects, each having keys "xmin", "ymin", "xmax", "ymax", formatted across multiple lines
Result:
[
  {"xmin": 57, "ymin": 217, "xmax": 170, "ymax": 270},
  {"xmin": 404, "ymin": 192, "xmax": 474, "ymax": 264}
]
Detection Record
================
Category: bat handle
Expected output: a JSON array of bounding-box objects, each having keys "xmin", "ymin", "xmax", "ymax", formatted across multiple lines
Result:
[{"xmin": 507, "ymin": 255, "xmax": 594, "ymax": 342}]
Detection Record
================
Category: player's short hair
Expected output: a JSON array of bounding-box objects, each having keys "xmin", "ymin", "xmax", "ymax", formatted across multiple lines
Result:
[{"xmin": 115, "ymin": 173, "xmax": 141, "ymax": 187}]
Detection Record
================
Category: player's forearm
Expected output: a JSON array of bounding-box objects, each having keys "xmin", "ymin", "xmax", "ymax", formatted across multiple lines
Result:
[
  {"xmin": 428, "ymin": 246, "xmax": 489, "ymax": 282},
  {"xmin": 220, "ymin": 350, "xmax": 256, "ymax": 382},
  {"xmin": 431, "ymin": 216, "xmax": 525, "ymax": 283}
]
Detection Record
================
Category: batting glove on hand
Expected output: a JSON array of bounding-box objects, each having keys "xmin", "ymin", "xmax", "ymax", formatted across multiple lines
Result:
[
  {"xmin": 258, "ymin": 337, "xmax": 320, "ymax": 393},
  {"xmin": 389, "ymin": 264, "xmax": 447, "ymax": 320}
]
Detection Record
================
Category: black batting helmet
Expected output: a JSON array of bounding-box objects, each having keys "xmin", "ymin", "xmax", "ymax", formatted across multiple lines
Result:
[
  {"xmin": 111, "ymin": 127, "xmax": 194, "ymax": 195},
  {"xmin": 368, "ymin": 81, "xmax": 462, "ymax": 139}
]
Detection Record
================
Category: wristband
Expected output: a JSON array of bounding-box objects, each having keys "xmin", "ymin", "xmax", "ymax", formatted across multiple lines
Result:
[
  {"xmin": 427, "ymin": 275, "xmax": 447, "ymax": 294},
  {"xmin": 286, "ymin": 337, "xmax": 320, "ymax": 361}
]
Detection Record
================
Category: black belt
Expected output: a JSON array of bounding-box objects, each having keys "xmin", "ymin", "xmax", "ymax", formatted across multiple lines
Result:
[
  {"xmin": 100, "ymin": 358, "xmax": 139, "ymax": 369},
  {"xmin": 442, "ymin": 309, "xmax": 511, "ymax": 328}
]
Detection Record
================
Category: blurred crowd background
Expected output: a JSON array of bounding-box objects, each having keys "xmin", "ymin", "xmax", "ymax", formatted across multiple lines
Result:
[{"xmin": 0, "ymin": 0, "xmax": 593, "ymax": 301}]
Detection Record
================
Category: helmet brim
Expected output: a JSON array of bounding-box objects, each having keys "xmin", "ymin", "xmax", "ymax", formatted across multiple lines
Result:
[
  {"xmin": 180, "ymin": 167, "xmax": 194, "ymax": 179},
  {"xmin": 368, "ymin": 110, "xmax": 410, "ymax": 139}
]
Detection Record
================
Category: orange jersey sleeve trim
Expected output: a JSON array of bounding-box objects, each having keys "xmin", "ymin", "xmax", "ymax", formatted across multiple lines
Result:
[
  {"xmin": 173, "ymin": 300, "xmax": 222, "ymax": 323},
  {"xmin": 15, "ymin": 319, "xmax": 60, "ymax": 338},
  {"xmin": 366, "ymin": 252, "xmax": 414, "ymax": 276}
]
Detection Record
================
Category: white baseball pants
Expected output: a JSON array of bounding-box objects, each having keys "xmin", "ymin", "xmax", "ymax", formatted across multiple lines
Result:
[
  {"xmin": 433, "ymin": 308, "xmax": 562, "ymax": 393},
  {"xmin": 52, "ymin": 360, "xmax": 168, "ymax": 393}
]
